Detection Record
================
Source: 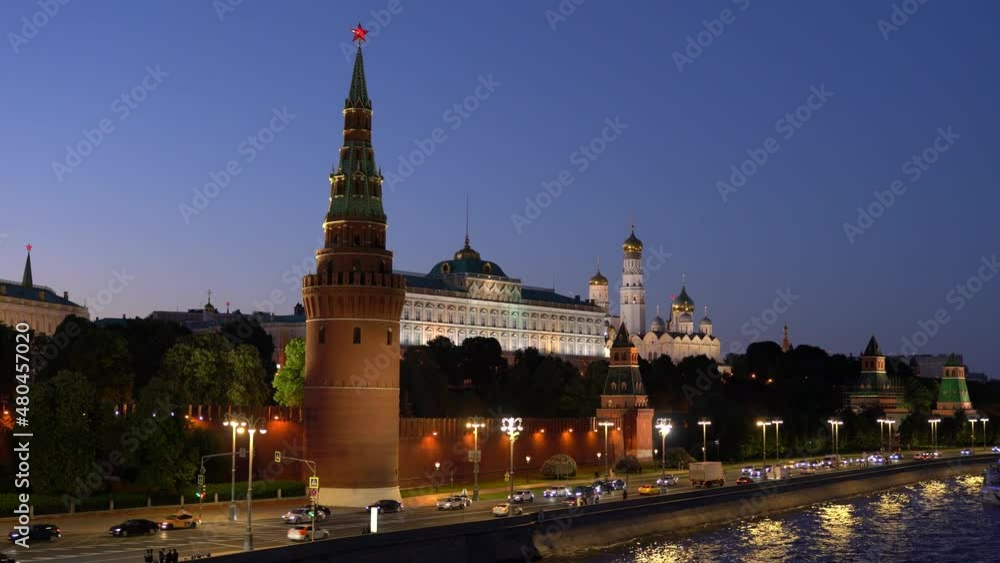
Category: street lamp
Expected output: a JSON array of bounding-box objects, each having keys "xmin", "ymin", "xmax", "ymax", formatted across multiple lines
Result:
[
  {"xmin": 698, "ymin": 418, "xmax": 712, "ymax": 462},
  {"xmin": 525, "ymin": 455, "xmax": 531, "ymax": 484},
  {"xmin": 756, "ymin": 420, "xmax": 771, "ymax": 475},
  {"xmin": 928, "ymin": 417, "xmax": 941, "ymax": 453},
  {"xmin": 883, "ymin": 419, "xmax": 895, "ymax": 453},
  {"xmin": 655, "ymin": 418, "xmax": 671, "ymax": 475},
  {"xmin": 980, "ymin": 418, "xmax": 990, "ymax": 452},
  {"xmin": 233, "ymin": 415, "xmax": 267, "ymax": 551},
  {"xmin": 466, "ymin": 418, "xmax": 485, "ymax": 501},
  {"xmin": 221, "ymin": 415, "xmax": 245, "ymax": 521},
  {"xmin": 771, "ymin": 419, "xmax": 783, "ymax": 466},
  {"xmin": 500, "ymin": 417, "xmax": 523, "ymax": 504},
  {"xmin": 827, "ymin": 418, "xmax": 843, "ymax": 463},
  {"xmin": 877, "ymin": 418, "xmax": 886, "ymax": 452},
  {"xmin": 598, "ymin": 421, "xmax": 614, "ymax": 478},
  {"xmin": 434, "ymin": 462, "xmax": 441, "ymax": 493}
]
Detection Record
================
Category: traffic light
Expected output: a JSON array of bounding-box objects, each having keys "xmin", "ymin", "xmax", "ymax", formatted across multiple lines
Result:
[{"xmin": 194, "ymin": 485, "xmax": 206, "ymax": 499}]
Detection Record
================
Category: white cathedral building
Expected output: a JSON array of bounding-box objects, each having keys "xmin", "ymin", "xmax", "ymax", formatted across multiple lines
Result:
[{"xmin": 589, "ymin": 228, "xmax": 722, "ymax": 363}]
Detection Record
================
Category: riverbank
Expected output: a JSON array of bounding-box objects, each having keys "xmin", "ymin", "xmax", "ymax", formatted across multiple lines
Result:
[{"xmin": 528, "ymin": 454, "xmax": 991, "ymax": 560}]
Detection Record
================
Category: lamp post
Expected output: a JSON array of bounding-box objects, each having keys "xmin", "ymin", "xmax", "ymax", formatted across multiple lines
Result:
[
  {"xmin": 877, "ymin": 418, "xmax": 886, "ymax": 452},
  {"xmin": 827, "ymin": 418, "xmax": 843, "ymax": 464},
  {"xmin": 928, "ymin": 417, "xmax": 941, "ymax": 453},
  {"xmin": 501, "ymin": 417, "xmax": 523, "ymax": 504},
  {"xmin": 771, "ymin": 419, "xmax": 783, "ymax": 466},
  {"xmin": 221, "ymin": 415, "xmax": 243, "ymax": 522},
  {"xmin": 969, "ymin": 416, "xmax": 980, "ymax": 452},
  {"xmin": 525, "ymin": 456, "xmax": 531, "ymax": 485},
  {"xmin": 598, "ymin": 421, "xmax": 614, "ymax": 478},
  {"xmin": 698, "ymin": 418, "xmax": 712, "ymax": 462},
  {"xmin": 756, "ymin": 420, "xmax": 771, "ymax": 476},
  {"xmin": 884, "ymin": 419, "xmax": 895, "ymax": 453},
  {"xmin": 980, "ymin": 418, "xmax": 990, "ymax": 452},
  {"xmin": 655, "ymin": 418, "xmax": 671, "ymax": 475},
  {"xmin": 234, "ymin": 415, "xmax": 267, "ymax": 551},
  {"xmin": 434, "ymin": 462, "xmax": 441, "ymax": 493},
  {"xmin": 466, "ymin": 418, "xmax": 485, "ymax": 501}
]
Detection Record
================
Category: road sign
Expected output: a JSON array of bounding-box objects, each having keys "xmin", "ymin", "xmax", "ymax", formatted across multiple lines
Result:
[
  {"xmin": 308, "ymin": 487, "xmax": 319, "ymax": 499},
  {"xmin": 309, "ymin": 476, "xmax": 319, "ymax": 488},
  {"xmin": 238, "ymin": 447, "xmax": 247, "ymax": 458},
  {"xmin": 197, "ymin": 474, "xmax": 204, "ymax": 486},
  {"xmin": 468, "ymin": 450, "xmax": 481, "ymax": 463},
  {"xmin": 274, "ymin": 451, "xmax": 281, "ymax": 463},
  {"xmin": 504, "ymin": 471, "xmax": 510, "ymax": 483}
]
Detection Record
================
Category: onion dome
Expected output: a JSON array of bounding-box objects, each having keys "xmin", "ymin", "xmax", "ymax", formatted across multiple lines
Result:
[
  {"xmin": 622, "ymin": 227, "xmax": 643, "ymax": 253},
  {"xmin": 589, "ymin": 268, "xmax": 608, "ymax": 286},
  {"xmin": 454, "ymin": 236, "xmax": 481, "ymax": 261},
  {"xmin": 679, "ymin": 312, "xmax": 693, "ymax": 323},
  {"xmin": 650, "ymin": 306, "xmax": 665, "ymax": 333},
  {"xmin": 673, "ymin": 284, "xmax": 694, "ymax": 310},
  {"xmin": 701, "ymin": 314, "xmax": 712, "ymax": 326}
]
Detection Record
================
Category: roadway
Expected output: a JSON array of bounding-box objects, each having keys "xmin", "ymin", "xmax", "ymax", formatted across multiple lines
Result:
[{"xmin": 2, "ymin": 452, "xmax": 991, "ymax": 562}]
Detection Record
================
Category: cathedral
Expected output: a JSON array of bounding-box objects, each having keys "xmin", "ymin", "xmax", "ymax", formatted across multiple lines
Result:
[{"xmin": 590, "ymin": 228, "xmax": 722, "ymax": 364}]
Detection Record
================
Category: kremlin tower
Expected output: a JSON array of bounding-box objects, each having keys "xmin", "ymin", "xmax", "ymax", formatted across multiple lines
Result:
[{"xmin": 301, "ymin": 27, "xmax": 406, "ymax": 506}]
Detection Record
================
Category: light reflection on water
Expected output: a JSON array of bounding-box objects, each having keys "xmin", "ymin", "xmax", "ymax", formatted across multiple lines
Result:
[{"xmin": 554, "ymin": 476, "xmax": 1000, "ymax": 563}]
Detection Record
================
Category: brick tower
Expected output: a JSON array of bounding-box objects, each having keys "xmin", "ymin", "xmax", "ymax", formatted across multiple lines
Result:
[
  {"xmin": 596, "ymin": 323, "xmax": 654, "ymax": 461},
  {"xmin": 302, "ymin": 33, "xmax": 406, "ymax": 506}
]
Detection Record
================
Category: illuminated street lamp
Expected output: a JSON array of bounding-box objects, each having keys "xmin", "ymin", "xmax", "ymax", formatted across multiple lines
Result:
[
  {"xmin": 771, "ymin": 419, "xmax": 783, "ymax": 465},
  {"xmin": 525, "ymin": 455, "xmax": 532, "ymax": 484},
  {"xmin": 827, "ymin": 418, "xmax": 843, "ymax": 462},
  {"xmin": 434, "ymin": 462, "xmax": 441, "ymax": 493},
  {"xmin": 232, "ymin": 415, "xmax": 267, "ymax": 551},
  {"xmin": 221, "ymin": 415, "xmax": 246, "ymax": 521},
  {"xmin": 928, "ymin": 418, "xmax": 941, "ymax": 453},
  {"xmin": 756, "ymin": 420, "xmax": 772, "ymax": 475},
  {"xmin": 501, "ymin": 417, "xmax": 523, "ymax": 504},
  {"xmin": 698, "ymin": 418, "xmax": 712, "ymax": 462},
  {"xmin": 980, "ymin": 418, "xmax": 990, "ymax": 452},
  {"xmin": 655, "ymin": 418, "xmax": 671, "ymax": 474},
  {"xmin": 881, "ymin": 418, "xmax": 896, "ymax": 453},
  {"xmin": 466, "ymin": 418, "xmax": 485, "ymax": 501},
  {"xmin": 598, "ymin": 421, "xmax": 615, "ymax": 478}
]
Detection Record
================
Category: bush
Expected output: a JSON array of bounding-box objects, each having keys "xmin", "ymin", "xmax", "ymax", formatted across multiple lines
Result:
[
  {"xmin": 666, "ymin": 448, "xmax": 695, "ymax": 469},
  {"xmin": 540, "ymin": 454, "xmax": 577, "ymax": 479},
  {"xmin": 614, "ymin": 454, "xmax": 641, "ymax": 474}
]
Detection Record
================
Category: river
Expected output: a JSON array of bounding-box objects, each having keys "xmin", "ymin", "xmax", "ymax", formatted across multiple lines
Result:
[{"xmin": 551, "ymin": 474, "xmax": 999, "ymax": 562}]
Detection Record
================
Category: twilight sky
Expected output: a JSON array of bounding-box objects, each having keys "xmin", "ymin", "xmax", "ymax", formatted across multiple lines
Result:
[{"xmin": 2, "ymin": 1, "xmax": 998, "ymax": 375}]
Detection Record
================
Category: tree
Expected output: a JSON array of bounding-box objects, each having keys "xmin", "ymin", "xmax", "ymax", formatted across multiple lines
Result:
[
  {"xmin": 221, "ymin": 318, "xmax": 276, "ymax": 377},
  {"xmin": 131, "ymin": 377, "xmax": 197, "ymax": 494},
  {"xmin": 614, "ymin": 454, "xmax": 641, "ymax": 474},
  {"xmin": 29, "ymin": 370, "xmax": 97, "ymax": 494},
  {"xmin": 272, "ymin": 338, "xmax": 305, "ymax": 407},
  {"xmin": 540, "ymin": 454, "xmax": 577, "ymax": 479},
  {"xmin": 229, "ymin": 344, "xmax": 270, "ymax": 407}
]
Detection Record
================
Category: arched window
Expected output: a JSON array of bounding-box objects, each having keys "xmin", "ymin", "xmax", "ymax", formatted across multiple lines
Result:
[{"xmin": 353, "ymin": 327, "xmax": 361, "ymax": 344}]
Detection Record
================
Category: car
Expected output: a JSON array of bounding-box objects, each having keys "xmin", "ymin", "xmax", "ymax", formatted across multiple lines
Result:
[
  {"xmin": 868, "ymin": 455, "xmax": 887, "ymax": 465},
  {"xmin": 656, "ymin": 475, "xmax": 678, "ymax": 487},
  {"xmin": 365, "ymin": 499, "xmax": 403, "ymax": 513},
  {"xmin": 160, "ymin": 511, "xmax": 198, "ymax": 530},
  {"xmin": 282, "ymin": 508, "xmax": 327, "ymax": 524},
  {"xmin": 736, "ymin": 476, "xmax": 752, "ymax": 485},
  {"xmin": 571, "ymin": 485, "xmax": 599, "ymax": 504},
  {"xmin": 992, "ymin": 446, "xmax": 1000, "ymax": 453},
  {"xmin": 543, "ymin": 487, "xmax": 571, "ymax": 498},
  {"xmin": 108, "ymin": 519, "xmax": 158, "ymax": 537},
  {"xmin": 608, "ymin": 479, "xmax": 626, "ymax": 491},
  {"xmin": 960, "ymin": 449, "xmax": 973, "ymax": 456},
  {"xmin": 741, "ymin": 466, "xmax": 755, "ymax": 475},
  {"xmin": 636, "ymin": 484, "xmax": 660, "ymax": 495},
  {"xmin": 888, "ymin": 453, "xmax": 902, "ymax": 463},
  {"xmin": 304, "ymin": 504, "xmax": 332, "ymax": 518},
  {"xmin": 509, "ymin": 490, "xmax": 534, "ymax": 503},
  {"xmin": 491, "ymin": 503, "xmax": 523, "ymax": 517},
  {"xmin": 8, "ymin": 524, "xmax": 60, "ymax": 542},
  {"xmin": 436, "ymin": 496, "xmax": 467, "ymax": 510},
  {"xmin": 287, "ymin": 525, "xmax": 330, "ymax": 542}
]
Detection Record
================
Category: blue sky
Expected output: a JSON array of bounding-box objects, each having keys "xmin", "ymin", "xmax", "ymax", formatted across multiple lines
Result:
[{"xmin": 2, "ymin": 1, "xmax": 998, "ymax": 374}]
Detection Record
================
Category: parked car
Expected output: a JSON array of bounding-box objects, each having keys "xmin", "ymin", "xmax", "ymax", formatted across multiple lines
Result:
[
  {"xmin": 492, "ymin": 503, "xmax": 523, "ymax": 517},
  {"xmin": 636, "ymin": 484, "xmax": 660, "ymax": 495},
  {"xmin": 8, "ymin": 524, "xmax": 60, "ymax": 542},
  {"xmin": 543, "ymin": 487, "xmax": 571, "ymax": 498},
  {"xmin": 365, "ymin": 499, "xmax": 403, "ymax": 513},
  {"xmin": 736, "ymin": 476, "xmax": 752, "ymax": 485},
  {"xmin": 960, "ymin": 449, "xmax": 973, "ymax": 456},
  {"xmin": 436, "ymin": 496, "xmax": 467, "ymax": 510},
  {"xmin": 509, "ymin": 490, "xmax": 534, "ymax": 503},
  {"xmin": 109, "ymin": 519, "xmax": 158, "ymax": 537},
  {"xmin": 287, "ymin": 525, "xmax": 329, "ymax": 542},
  {"xmin": 656, "ymin": 475, "xmax": 679, "ymax": 487},
  {"xmin": 282, "ymin": 508, "xmax": 327, "ymax": 524},
  {"xmin": 160, "ymin": 511, "xmax": 198, "ymax": 530}
]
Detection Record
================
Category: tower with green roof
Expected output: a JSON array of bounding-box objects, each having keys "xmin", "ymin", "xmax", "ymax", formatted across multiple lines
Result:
[
  {"xmin": 847, "ymin": 334, "xmax": 909, "ymax": 417},
  {"xmin": 596, "ymin": 323, "xmax": 654, "ymax": 461},
  {"xmin": 932, "ymin": 354, "xmax": 977, "ymax": 417}
]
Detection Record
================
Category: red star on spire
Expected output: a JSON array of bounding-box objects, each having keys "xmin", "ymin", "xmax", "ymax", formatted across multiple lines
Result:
[
  {"xmin": 25, "ymin": 244, "xmax": 32, "ymax": 252},
  {"xmin": 352, "ymin": 23, "xmax": 368, "ymax": 44}
]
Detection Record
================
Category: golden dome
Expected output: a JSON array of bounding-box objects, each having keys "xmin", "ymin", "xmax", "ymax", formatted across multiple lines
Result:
[
  {"xmin": 589, "ymin": 269, "xmax": 608, "ymax": 286},
  {"xmin": 623, "ymin": 227, "xmax": 643, "ymax": 253}
]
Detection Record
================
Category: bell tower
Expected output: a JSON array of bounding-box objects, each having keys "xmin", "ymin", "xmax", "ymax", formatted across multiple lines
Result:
[{"xmin": 302, "ymin": 27, "xmax": 406, "ymax": 506}]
